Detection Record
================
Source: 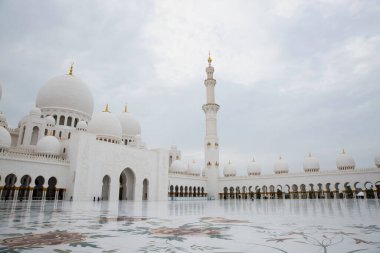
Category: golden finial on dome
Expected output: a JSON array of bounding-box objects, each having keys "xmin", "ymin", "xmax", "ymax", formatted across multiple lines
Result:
[
  {"xmin": 342, "ymin": 148, "xmax": 346, "ymax": 154},
  {"xmin": 279, "ymin": 155, "xmax": 282, "ymax": 160},
  {"xmin": 124, "ymin": 104, "xmax": 128, "ymax": 113},
  {"xmin": 103, "ymin": 104, "xmax": 110, "ymax": 112},
  {"xmin": 69, "ymin": 62, "xmax": 74, "ymax": 76},
  {"xmin": 308, "ymin": 152, "xmax": 312, "ymax": 157},
  {"xmin": 208, "ymin": 51, "xmax": 212, "ymax": 65},
  {"xmin": 252, "ymin": 156, "xmax": 255, "ymax": 162}
]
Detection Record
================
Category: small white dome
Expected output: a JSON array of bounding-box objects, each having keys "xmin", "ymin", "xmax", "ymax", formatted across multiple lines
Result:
[
  {"xmin": 45, "ymin": 116, "xmax": 56, "ymax": 126},
  {"xmin": 36, "ymin": 74, "xmax": 94, "ymax": 117},
  {"xmin": 187, "ymin": 160, "xmax": 201, "ymax": 175},
  {"xmin": 88, "ymin": 109, "xmax": 122, "ymax": 143},
  {"xmin": 303, "ymin": 153, "xmax": 320, "ymax": 172},
  {"xmin": 118, "ymin": 109, "xmax": 141, "ymax": 137},
  {"xmin": 36, "ymin": 136, "xmax": 61, "ymax": 155},
  {"xmin": 375, "ymin": 152, "xmax": 380, "ymax": 169},
  {"xmin": 29, "ymin": 107, "xmax": 42, "ymax": 117},
  {"xmin": 274, "ymin": 156, "xmax": 289, "ymax": 174},
  {"xmin": 224, "ymin": 161, "xmax": 236, "ymax": 177},
  {"xmin": 76, "ymin": 120, "xmax": 88, "ymax": 131},
  {"xmin": 0, "ymin": 112, "xmax": 7, "ymax": 127},
  {"xmin": 170, "ymin": 159, "xmax": 187, "ymax": 173},
  {"xmin": 336, "ymin": 149, "xmax": 355, "ymax": 170},
  {"xmin": 247, "ymin": 157, "xmax": 261, "ymax": 176},
  {"xmin": 0, "ymin": 126, "xmax": 11, "ymax": 149}
]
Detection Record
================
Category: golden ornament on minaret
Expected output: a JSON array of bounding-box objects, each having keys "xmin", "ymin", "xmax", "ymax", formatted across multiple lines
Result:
[
  {"xmin": 103, "ymin": 104, "xmax": 110, "ymax": 112},
  {"xmin": 208, "ymin": 51, "xmax": 212, "ymax": 65},
  {"xmin": 69, "ymin": 62, "xmax": 74, "ymax": 76}
]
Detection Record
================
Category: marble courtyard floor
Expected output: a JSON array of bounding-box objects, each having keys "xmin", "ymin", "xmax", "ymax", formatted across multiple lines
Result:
[{"xmin": 0, "ymin": 199, "xmax": 379, "ymax": 252}]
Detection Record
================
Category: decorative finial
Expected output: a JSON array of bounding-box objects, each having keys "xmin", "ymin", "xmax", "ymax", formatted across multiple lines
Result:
[
  {"xmin": 279, "ymin": 155, "xmax": 282, "ymax": 160},
  {"xmin": 208, "ymin": 51, "xmax": 212, "ymax": 65},
  {"xmin": 228, "ymin": 160, "xmax": 231, "ymax": 164},
  {"xmin": 308, "ymin": 152, "xmax": 312, "ymax": 157},
  {"xmin": 252, "ymin": 156, "xmax": 255, "ymax": 162},
  {"xmin": 103, "ymin": 104, "xmax": 110, "ymax": 112},
  {"xmin": 69, "ymin": 62, "xmax": 74, "ymax": 76},
  {"xmin": 342, "ymin": 148, "xmax": 346, "ymax": 154},
  {"xmin": 124, "ymin": 104, "xmax": 128, "ymax": 113}
]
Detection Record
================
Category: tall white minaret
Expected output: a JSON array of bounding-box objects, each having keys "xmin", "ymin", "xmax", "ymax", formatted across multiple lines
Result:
[{"xmin": 202, "ymin": 52, "xmax": 220, "ymax": 199}]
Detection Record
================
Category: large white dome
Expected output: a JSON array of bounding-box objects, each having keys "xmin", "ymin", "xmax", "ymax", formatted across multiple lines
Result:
[
  {"xmin": 36, "ymin": 74, "xmax": 94, "ymax": 117},
  {"xmin": 274, "ymin": 156, "xmax": 289, "ymax": 174},
  {"xmin": 224, "ymin": 161, "xmax": 236, "ymax": 177},
  {"xmin": 36, "ymin": 136, "xmax": 61, "ymax": 155},
  {"xmin": 303, "ymin": 153, "xmax": 320, "ymax": 172},
  {"xmin": 247, "ymin": 157, "xmax": 261, "ymax": 176},
  {"xmin": 170, "ymin": 159, "xmax": 187, "ymax": 173},
  {"xmin": 375, "ymin": 152, "xmax": 380, "ymax": 169},
  {"xmin": 118, "ymin": 110, "xmax": 141, "ymax": 137},
  {"xmin": 336, "ymin": 149, "xmax": 355, "ymax": 170},
  {"xmin": 88, "ymin": 110, "xmax": 122, "ymax": 143},
  {"xmin": 0, "ymin": 126, "xmax": 11, "ymax": 149}
]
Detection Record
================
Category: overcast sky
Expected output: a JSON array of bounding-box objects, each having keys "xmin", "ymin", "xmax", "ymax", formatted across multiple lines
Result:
[{"xmin": 0, "ymin": 0, "xmax": 379, "ymax": 175}]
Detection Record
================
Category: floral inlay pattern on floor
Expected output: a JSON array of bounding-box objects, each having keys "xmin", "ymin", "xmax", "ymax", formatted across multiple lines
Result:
[{"xmin": 0, "ymin": 200, "xmax": 379, "ymax": 252}]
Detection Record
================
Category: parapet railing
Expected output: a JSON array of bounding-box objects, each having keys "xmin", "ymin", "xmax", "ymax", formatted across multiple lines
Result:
[{"xmin": 0, "ymin": 148, "xmax": 68, "ymax": 164}]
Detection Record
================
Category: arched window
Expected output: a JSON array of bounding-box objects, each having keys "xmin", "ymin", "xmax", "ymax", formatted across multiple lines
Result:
[
  {"xmin": 59, "ymin": 131, "xmax": 62, "ymax": 138},
  {"xmin": 74, "ymin": 118, "xmax": 79, "ymax": 127},
  {"xmin": 59, "ymin": 115, "xmax": 65, "ymax": 125},
  {"xmin": 32, "ymin": 176, "xmax": 45, "ymax": 200},
  {"xmin": 169, "ymin": 156, "xmax": 173, "ymax": 167},
  {"xmin": 142, "ymin": 179, "xmax": 149, "ymax": 200},
  {"xmin": 67, "ymin": 116, "xmax": 72, "ymax": 126},
  {"xmin": 30, "ymin": 126, "xmax": 39, "ymax": 145},
  {"xmin": 46, "ymin": 177, "xmax": 57, "ymax": 200},
  {"xmin": 53, "ymin": 115, "xmax": 57, "ymax": 124},
  {"xmin": 102, "ymin": 175, "xmax": 111, "ymax": 200},
  {"xmin": 68, "ymin": 132, "xmax": 71, "ymax": 139},
  {"xmin": 44, "ymin": 129, "xmax": 48, "ymax": 136},
  {"xmin": 53, "ymin": 130, "xmax": 56, "ymax": 136},
  {"xmin": 1, "ymin": 174, "xmax": 17, "ymax": 200}
]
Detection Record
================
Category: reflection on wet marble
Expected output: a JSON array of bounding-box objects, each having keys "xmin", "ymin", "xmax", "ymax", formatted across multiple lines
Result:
[{"xmin": 0, "ymin": 199, "xmax": 379, "ymax": 252}]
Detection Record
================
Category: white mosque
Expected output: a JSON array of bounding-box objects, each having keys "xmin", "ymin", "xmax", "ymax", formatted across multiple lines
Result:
[{"xmin": 0, "ymin": 56, "xmax": 380, "ymax": 202}]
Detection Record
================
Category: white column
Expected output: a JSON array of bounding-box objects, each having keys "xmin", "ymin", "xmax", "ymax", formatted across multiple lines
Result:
[
  {"xmin": 54, "ymin": 190, "xmax": 59, "ymax": 200},
  {"xmin": 42, "ymin": 189, "xmax": 47, "ymax": 201},
  {"xmin": 13, "ymin": 189, "xmax": 19, "ymax": 201}
]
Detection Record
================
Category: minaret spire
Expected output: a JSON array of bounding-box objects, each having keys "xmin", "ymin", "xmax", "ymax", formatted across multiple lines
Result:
[
  {"xmin": 69, "ymin": 62, "xmax": 74, "ymax": 76},
  {"xmin": 103, "ymin": 104, "xmax": 110, "ymax": 112},
  {"xmin": 202, "ymin": 52, "xmax": 220, "ymax": 200}
]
